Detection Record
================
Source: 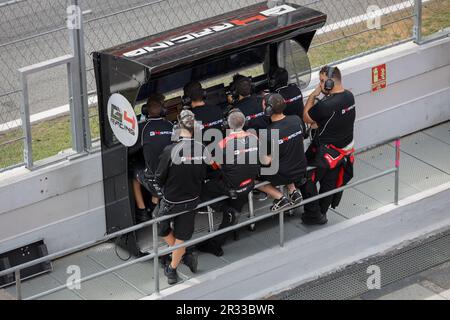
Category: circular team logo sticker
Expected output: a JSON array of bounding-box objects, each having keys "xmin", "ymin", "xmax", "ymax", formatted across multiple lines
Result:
[{"xmin": 107, "ymin": 93, "xmax": 138, "ymax": 147}]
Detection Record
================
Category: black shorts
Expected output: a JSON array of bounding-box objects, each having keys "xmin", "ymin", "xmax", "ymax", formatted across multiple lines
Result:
[
  {"xmin": 260, "ymin": 174, "xmax": 293, "ymax": 187},
  {"xmin": 157, "ymin": 199, "xmax": 199, "ymax": 241}
]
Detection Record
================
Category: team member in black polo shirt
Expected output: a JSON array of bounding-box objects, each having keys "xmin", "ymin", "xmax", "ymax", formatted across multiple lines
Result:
[
  {"xmin": 136, "ymin": 95, "xmax": 174, "ymax": 213},
  {"xmin": 198, "ymin": 109, "xmax": 261, "ymax": 256},
  {"xmin": 183, "ymin": 81, "xmax": 224, "ymax": 136},
  {"xmin": 268, "ymin": 67, "xmax": 305, "ymax": 118},
  {"xmin": 258, "ymin": 94, "xmax": 308, "ymax": 212},
  {"xmin": 155, "ymin": 110, "xmax": 210, "ymax": 285},
  {"xmin": 131, "ymin": 93, "xmax": 168, "ymax": 224},
  {"xmin": 303, "ymin": 66, "xmax": 356, "ymax": 225},
  {"xmin": 228, "ymin": 75, "xmax": 269, "ymax": 132}
]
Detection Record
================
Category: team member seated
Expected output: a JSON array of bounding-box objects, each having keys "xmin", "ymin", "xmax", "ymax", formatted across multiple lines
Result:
[
  {"xmin": 198, "ymin": 109, "xmax": 261, "ymax": 256},
  {"xmin": 130, "ymin": 93, "xmax": 167, "ymax": 224},
  {"xmin": 136, "ymin": 94, "xmax": 174, "ymax": 215},
  {"xmin": 258, "ymin": 94, "xmax": 307, "ymax": 212},
  {"xmin": 227, "ymin": 75, "xmax": 269, "ymax": 132},
  {"xmin": 268, "ymin": 67, "xmax": 305, "ymax": 118},
  {"xmin": 183, "ymin": 81, "xmax": 224, "ymax": 135},
  {"xmin": 155, "ymin": 110, "xmax": 210, "ymax": 285}
]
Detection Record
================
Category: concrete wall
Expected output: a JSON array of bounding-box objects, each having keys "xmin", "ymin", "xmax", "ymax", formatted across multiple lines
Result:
[
  {"xmin": 0, "ymin": 36, "xmax": 449, "ymax": 256},
  {"xmin": 0, "ymin": 153, "xmax": 106, "ymax": 254}
]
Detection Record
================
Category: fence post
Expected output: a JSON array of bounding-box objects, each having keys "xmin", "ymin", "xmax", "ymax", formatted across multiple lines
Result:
[
  {"xmin": 413, "ymin": 0, "xmax": 423, "ymax": 44},
  {"xmin": 19, "ymin": 72, "xmax": 33, "ymax": 169},
  {"xmin": 68, "ymin": 0, "xmax": 91, "ymax": 153}
]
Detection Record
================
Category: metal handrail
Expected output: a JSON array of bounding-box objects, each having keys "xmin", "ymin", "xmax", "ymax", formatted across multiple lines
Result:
[{"xmin": 1, "ymin": 138, "xmax": 402, "ymax": 300}]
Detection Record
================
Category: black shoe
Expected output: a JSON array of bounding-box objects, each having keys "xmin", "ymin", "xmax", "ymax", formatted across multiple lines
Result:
[
  {"xmin": 159, "ymin": 254, "xmax": 172, "ymax": 268},
  {"xmin": 197, "ymin": 241, "xmax": 224, "ymax": 257},
  {"xmin": 302, "ymin": 215, "xmax": 328, "ymax": 226},
  {"xmin": 182, "ymin": 252, "xmax": 199, "ymax": 274},
  {"xmin": 289, "ymin": 190, "xmax": 303, "ymax": 205},
  {"xmin": 164, "ymin": 265, "xmax": 179, "ymax": 285},
  {"xmin": 271, "ymin": 197, "xmax": 291, "ymax": 212},
  {"xmin": 135, "ymin": 208, "xmax": 151, "ymax": 224}
]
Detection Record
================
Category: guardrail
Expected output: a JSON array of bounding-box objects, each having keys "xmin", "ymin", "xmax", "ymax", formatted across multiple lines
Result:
[{"xmin": 0, "ymin": 138, "xmax": 401, "ymax": 300}]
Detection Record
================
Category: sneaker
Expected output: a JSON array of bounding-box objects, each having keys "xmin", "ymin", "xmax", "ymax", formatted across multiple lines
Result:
[
  {"xmin": 271, "ymin": 197, "xmax": 291, "ymax": 212},
  {"xmin": 302, "ymin": 215, "xmax": 328, "ymax": 226},
  {"xmin": 289, "ymin": 190, "xmax": 303, "ymax": 205},
  {"xmin": 182, "ymin": 252, "xmax": 199, "ymax": 274},
  {"xmin": 164, "ymin": 265, "xmax": 180, "ymax": 285},
  {"xmin": 135, "ymin": 208, "xmax": 151, "ymax": 224}
]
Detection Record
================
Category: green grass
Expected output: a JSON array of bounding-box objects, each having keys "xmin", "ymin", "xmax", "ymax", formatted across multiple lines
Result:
[
  {"xmin": 308, "ymin": 0, "xmax": 450, "ymax": 67},
  {"xmin": 1, "ymin": 0, "xmax": 449, "ymax": 170},
  {"xmin": 0, "ymin": 111, "xmax": 100, "ymax": 169}
]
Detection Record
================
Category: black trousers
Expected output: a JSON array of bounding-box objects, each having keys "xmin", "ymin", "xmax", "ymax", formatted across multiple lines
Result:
[
  {"xmin": 201, "ymin": 179, "xmax": 250, "ymax": 213},
  {"xmin": 301, "ymin": 166, "xmax": 342, "ymax": 219}
]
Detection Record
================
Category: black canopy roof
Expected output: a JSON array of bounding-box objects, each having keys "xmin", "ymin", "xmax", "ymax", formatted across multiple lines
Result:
[{"xmin": 98, "ymin": 2, "xmax": 327, "ymax": 74}]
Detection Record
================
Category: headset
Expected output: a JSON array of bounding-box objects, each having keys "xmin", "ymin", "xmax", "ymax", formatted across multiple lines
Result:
[
  {"xmin": 141, "ymin": 98, "xmax": 167, "ymax": 119},
  {"xmin": 182, "ymin": 83, "xmax": 208, "ymax": 108},
  {"xmin": 263, "ymin": 93, "xmax": 287, "ymax": 117},
  {"xmin": 227, "ymin": 76, "xmax": 255, "ymax": 106},
  {"xmin": 324, "ymin": 66, "xmax": 336, "ymax": 93},
  {"xmin": 263, "ymin": 93, "xmax": 275, "ymax": 117}
]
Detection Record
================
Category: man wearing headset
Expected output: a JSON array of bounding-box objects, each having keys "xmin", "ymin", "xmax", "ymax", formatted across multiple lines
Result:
[
  {"xmin": 155, "ymin": 110, "xmax": 211, "ymax": 285},
  {"xmin": 228, "ymin": 75, "xmax": 269, "ymax": 132},
  {"xmin": 130, "ymin": 93, "xmax": 169, "ymax": 224},
  {"xmin": 258, "ymin": 93, "xmax": 307, "ymax": 212},
  {"xmin": 183, "ymin": 81, "xmax": 224, "ymax": 136},
  {"xmin": 198, "ymin": 109, "xmax": 261, "ymax": 257},
  {"xmin": 303, "ymin": 66, "xmax": 356, "ymax": 225},
  {"xmin": 136, "ymin": 94, "xmax": 174, "ymax": 212}
]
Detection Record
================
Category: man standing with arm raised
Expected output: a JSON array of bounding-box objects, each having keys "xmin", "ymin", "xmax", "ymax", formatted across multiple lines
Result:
[{"xmin": 303, "ymin": 66, "xmax": 356, "ymax": 225}]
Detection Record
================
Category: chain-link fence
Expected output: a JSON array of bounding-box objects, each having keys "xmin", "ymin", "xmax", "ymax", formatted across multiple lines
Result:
[
  {"xmin": 1, "ymin": 0, "xmax": 449, "ymax": 172},
  {"xmin": 0, "ymin": 0, "xmax": 71, "ymax": 171}
]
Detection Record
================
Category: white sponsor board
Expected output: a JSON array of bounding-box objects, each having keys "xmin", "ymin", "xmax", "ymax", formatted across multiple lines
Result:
[{"xmin": 107, "ymin": 93, "xmax": 138, "ymax": 147}]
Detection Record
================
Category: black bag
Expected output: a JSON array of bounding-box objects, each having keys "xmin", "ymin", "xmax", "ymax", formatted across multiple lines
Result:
[{"xmin": 137, "ymin": 169, "xmax": 163, "ymax": 198}]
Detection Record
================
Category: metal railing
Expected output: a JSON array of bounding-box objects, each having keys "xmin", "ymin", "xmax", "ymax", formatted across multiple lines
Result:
[{"xmin": 0, "ymin": 137, "xmax": 402, "ymax": 300}]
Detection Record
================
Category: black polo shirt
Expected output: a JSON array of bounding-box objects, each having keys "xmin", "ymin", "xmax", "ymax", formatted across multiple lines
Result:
[
  {"xmin": 141, "ymin": 118, "xmax": 174, "ymax": 174},
  {"xmin": 156, "ymin": 138, "xmax": 210, "ymax": 203},
  {"xmin": 235, "ymin": 95, "xmax": 269, "ymax": 132},
  {"xmin": 192, "ymin": 103, "xmax": 224, "ymax": 133},
  {"xmin": 308, "ymin": 90, "xmax": 356, "ymax": 148},
  {"xmin": 276, "ymin": 84, "xmax": 304, "ymax": 118},
  {"xmin": 267, "ymin": 115, "xmax": 307, "ymax": 178},
  {"xmin": 216, "ymin": 132, "xmax": 260, "ymax": 188}
]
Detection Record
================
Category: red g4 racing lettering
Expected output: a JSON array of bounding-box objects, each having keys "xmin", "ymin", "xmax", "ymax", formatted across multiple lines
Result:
[{"xmin": 123, "ymin": 5, "xmax": 296, "ymax": 58}]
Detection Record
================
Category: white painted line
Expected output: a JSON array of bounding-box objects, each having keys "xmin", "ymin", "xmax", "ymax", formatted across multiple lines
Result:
[
  {"xmin": 317, "ymin": 0, "xmax": 430, "ymax": 35},
  {"xmin": 0, "ymin": 95, "xmax": 98, "ymax": 133},
  {"xmin": 0, "ymin": 0, "xmax": 425, "ymax": 132}
]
